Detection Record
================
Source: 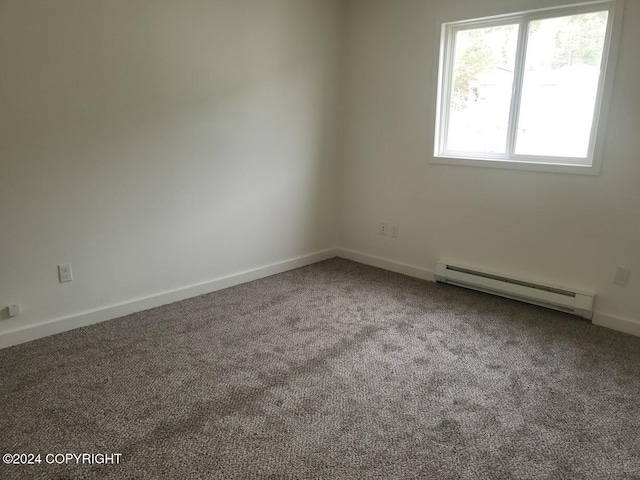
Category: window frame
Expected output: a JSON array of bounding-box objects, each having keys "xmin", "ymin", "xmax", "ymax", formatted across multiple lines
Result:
[{"xmin": 432, "ymin": 0, "xmax": 624, "ymax": 175}]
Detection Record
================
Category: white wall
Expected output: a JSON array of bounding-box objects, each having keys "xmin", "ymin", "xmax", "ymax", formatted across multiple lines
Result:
[
  {"xmin": 2, "ymin": 0, "xmax": 638, "ymax": 345},
  {"xmin": 0, "ymin": 0, "xmax": 343, "ymax": 337},
  {"xmin": 339, "ymin": 0, "xmax": 640, "ymax": 325}
]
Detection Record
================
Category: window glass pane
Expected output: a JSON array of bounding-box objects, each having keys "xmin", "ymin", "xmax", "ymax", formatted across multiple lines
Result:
[
  {"xmin": 515, "ymin": 11, "xmax": 608, "ymax": 158},
  {"xmin": 446, "ymin": 24, "xmax": 519, "ymax": 154}
]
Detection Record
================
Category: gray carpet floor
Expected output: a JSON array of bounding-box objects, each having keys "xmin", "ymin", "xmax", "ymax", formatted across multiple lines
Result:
[{"xmin": 1, "ymin": 258, "xmax": 639, "ymax": 479}]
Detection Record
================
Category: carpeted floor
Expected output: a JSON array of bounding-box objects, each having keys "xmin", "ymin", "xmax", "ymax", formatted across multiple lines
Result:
[{"xmin": 1, "ymin": 258, "xmax": 639, "ymax": 479}]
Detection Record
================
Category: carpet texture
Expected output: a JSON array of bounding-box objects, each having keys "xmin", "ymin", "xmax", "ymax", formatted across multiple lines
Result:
[{"xmin": 1, "ymin": 258, "xmax": 639, "ymax": 479}]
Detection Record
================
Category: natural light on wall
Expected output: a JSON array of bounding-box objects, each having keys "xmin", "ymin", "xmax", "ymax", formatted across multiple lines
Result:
[{"xmin": 433, "ymin": 0, "xmax": 624, "ymax": 174}]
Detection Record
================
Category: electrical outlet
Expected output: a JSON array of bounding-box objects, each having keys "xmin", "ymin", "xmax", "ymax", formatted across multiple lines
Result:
[
  {"xmin": 379, "ymin": 222, "xmax": 388, "ymax": 236},
  {"xmin": 614, "ymin": 267, "xmax": 631, "ymax": 286},
  {"xmin": 391, "ymin": 224, "xmax": 399, "ymax": 238},
  {"xmin": 58, "ymin": 263, "xmax": 73, "ymax": 283},
  {"xmin": 8, "ymin": 304, "xmax": 20, "ymax": 318}
]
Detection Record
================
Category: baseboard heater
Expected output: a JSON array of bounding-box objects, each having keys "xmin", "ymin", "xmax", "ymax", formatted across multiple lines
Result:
[{"xmin": 434, "ymin": 262, "xmax": 594, "ymax": 319}]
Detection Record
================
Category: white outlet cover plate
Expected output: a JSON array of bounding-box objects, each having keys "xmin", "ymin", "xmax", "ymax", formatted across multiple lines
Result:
[
  {"xmin": 58, "ymin": 263, "xmax": 73, "ymax": 283},
  {"xmin": 614, "ymin": 267, "xmax": 631, "ymax": 286}
]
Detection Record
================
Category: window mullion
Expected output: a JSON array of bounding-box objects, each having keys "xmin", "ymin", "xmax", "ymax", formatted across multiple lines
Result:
[{"xmin": 505, "ymin": 18, "xmax": 529, "ymax": 158}]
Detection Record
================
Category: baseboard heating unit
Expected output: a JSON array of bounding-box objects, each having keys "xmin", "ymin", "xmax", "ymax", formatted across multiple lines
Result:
[{"xmin": 434, "ymin": 262, "xmax": 594, "ymax": 319}]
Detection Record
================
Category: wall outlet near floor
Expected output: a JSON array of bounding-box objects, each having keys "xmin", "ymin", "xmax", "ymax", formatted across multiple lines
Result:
[
  {"xmin": 8, "ymin": 304, "xmax": 20, "ymax": 318},
  {"xmin": 379, "ymin": 222, "xmax": 388, "ymax": 236},
  {"xmin": 58, "ymin": 263, "xmax": 73, "ymax": 283},
  {"xmin": 614, "ymin": 267, "xmax": 631, "ymax": 286},
  {"xmin": 390, "ymin": 224, "xmax": 398, "ymax": 238}
]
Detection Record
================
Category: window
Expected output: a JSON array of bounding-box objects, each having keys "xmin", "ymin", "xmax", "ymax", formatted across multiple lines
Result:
[{"xmin": 433, "ymin": 0, "xmax": 623, "ymax": 174}]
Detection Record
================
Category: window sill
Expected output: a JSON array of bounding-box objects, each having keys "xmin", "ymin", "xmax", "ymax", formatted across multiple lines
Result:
[{"xmin": 430, "ymin": 155, "xmax": 600, "ymax": 176}]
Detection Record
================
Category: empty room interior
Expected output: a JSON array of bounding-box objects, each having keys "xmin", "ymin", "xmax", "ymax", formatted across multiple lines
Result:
[{"xmin": 1, "ymin": 0, "xmax": 639, "ymax": 478}]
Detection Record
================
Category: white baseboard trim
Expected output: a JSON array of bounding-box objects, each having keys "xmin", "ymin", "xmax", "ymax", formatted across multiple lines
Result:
[
  {"xmin": 336, "ymin": 248, "xmax": 434, "ymax": 281},
  {"xmin": 592, "ymin": 312, "xmax": 640, "ymax": 338},
  {"xmin": 4, "ymin": 247, "xmax": 637, "ymax": 348},
  {"xmin": 0, "ymin": 248, "xmax": 338, "ymax": 349}
]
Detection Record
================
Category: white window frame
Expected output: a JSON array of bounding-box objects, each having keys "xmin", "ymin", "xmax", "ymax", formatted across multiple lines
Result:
[{"xmin": 432, "ymin": 0, "xmax": 624, "ymax": 175}]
